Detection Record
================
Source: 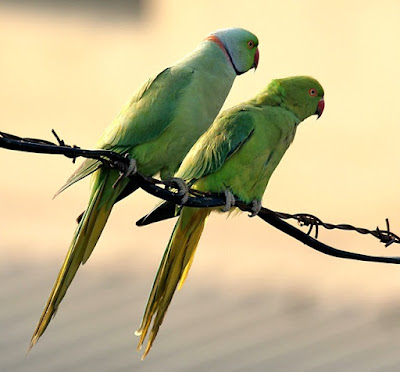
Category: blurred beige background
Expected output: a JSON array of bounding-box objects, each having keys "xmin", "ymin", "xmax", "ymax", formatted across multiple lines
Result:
[{"xmin": 1, "ymin": 0, "xmax": 400, "ymax": 370}]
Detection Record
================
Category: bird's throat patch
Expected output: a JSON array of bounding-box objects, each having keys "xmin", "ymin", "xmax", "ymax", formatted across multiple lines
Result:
[{"xmin": 205, "ymin": 35, "xmax": 241, "ymax": 75}]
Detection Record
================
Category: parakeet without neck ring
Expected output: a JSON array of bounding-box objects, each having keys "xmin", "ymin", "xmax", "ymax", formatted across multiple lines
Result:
[{"xmin": 136, "ymin": 76, "xmax": 324, "ymax": 358}]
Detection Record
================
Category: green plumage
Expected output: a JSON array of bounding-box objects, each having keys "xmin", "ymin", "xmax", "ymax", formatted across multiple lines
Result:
[
  {"xmin": 30, "ymin": 28, "xmax": 259, "ymax": 350},
  {"xmin": 137, "ymin": 76, "xmax": 325, "ymax": 357}
]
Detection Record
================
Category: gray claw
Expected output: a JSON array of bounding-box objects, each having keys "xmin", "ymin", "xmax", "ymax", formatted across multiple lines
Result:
[
  {"xmin": 249, "ymin": 199, "xmax": 262, "ymax": 217},
  {"xmin": 166, "ymin": 177, "xmax": 189, "ymax": 205},
  {"xmin": 112, "ymin": 157, "xmax": 137, "ymax": 189},
  {"xmin": 221, "ymin": 189, "xmax": 235, "ymax": 212},
  {"xmin": 125, "ymin": 157, "xmax": 137, "ymax": 176}
]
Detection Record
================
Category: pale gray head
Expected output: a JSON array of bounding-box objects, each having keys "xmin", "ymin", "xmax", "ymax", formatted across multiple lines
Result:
[{"xmin": 207, "ymin": 28, "xmax": 259, "ymax": 75}]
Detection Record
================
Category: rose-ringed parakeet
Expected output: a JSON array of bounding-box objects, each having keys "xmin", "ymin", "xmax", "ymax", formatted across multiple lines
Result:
[
  {"xmin": 30, "ymin": 28, "xmax": 259, "ymax": 349},
  {"xmin": 135, "ymin": 76, "xmax": 325, "ymax": 358}
]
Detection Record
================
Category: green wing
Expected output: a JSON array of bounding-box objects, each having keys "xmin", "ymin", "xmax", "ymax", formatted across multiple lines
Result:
[
  {"xmin": 177, "ymin": 106, "xmax": 255, "ymax": 183},
  {"xmin": 56, "ymin": 66, "xmax": 195, "ymax": 195},
  {"xmin": 98, "ymin": 66, "xmax": 194, "ymax": 150},
  {"xmin": 135, "ymin": 107, "xmax": 256, "ymax": 226}
]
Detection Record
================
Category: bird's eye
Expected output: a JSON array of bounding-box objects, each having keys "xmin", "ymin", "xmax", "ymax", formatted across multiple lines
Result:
[
  {"xmin": 247, "ymin": 40, "xmax": 254, "ymax": 49},
  {"xmin": 309, "ymin": 88, "xmax": 317, "ymax": 96}
]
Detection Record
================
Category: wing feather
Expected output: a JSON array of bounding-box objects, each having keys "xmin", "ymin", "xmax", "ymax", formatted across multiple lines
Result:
[
  {"xmin": 97, "ymin": 66, "xmax": 195, "ymax": 150},
  {"xmin": 177, "ymin": 106, "xmax": 256, "ymax": 183}
]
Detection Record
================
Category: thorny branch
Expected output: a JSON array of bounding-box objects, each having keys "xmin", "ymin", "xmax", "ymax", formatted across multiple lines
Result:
[{"xmin": 1, "ymin": 130, "xmax": 400, "ymax": 265}]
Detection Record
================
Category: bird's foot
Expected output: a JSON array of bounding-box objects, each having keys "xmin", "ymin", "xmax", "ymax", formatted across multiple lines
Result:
[
  {"xmin": 164, "ymin": 177, "xmax": 189, "ymax": 205},
  {"xmin": 112, "ymin": 155, "xmax": 137, "ymax": 189},
  {"xmin": 221, "ymin": 189, "xmax": 235, "ymax": 212},
  {"xmin": 248, "ymin": 199, "xmax": 262, "ymax": 217}
]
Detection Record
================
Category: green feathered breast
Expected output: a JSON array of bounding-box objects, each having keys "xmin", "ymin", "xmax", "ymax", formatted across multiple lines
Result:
[{"xmin": 135, "ymin": 76, "xmax": 325, "ymax": 358}]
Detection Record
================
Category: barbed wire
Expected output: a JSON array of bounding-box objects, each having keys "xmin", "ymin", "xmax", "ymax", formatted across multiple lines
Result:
[
  {"xmin": 272, "ymin": 212, "xmax": 399, "ymax": 247},
  {"xmin": 1, "ymin": 129, "xmax": 400, "ymax": 265}
]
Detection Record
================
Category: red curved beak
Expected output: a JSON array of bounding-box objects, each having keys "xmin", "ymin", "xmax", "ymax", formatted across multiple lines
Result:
[
  {"xmin": 253, "ymin": 48, "xmax": 259, "ymax": 70},
  {"xmin": 316, "ymin": 98, "xmax": 325, "ymax": 119}
]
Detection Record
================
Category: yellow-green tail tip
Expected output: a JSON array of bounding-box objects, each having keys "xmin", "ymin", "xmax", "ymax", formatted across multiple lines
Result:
[
  {"xmin": 141, "ymin": 342, "xmax": 152, "ymax": 360},
  {"xmin": 27, "ymin": 336, "xmax": 38, "ymax": 354}
]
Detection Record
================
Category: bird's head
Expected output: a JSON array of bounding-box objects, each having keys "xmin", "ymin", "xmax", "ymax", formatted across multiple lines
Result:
[
  {"xmin": 270, "ymin": 76, "xmax": 325, "ymax": 122},
  {"xmin": 207, "ymin": 28, "xmax": 259, "ymax": 75}
]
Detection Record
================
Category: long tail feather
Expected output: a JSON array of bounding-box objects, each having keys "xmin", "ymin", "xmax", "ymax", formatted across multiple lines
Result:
[
  {"xmin": 135, "ymin": 207, "xmax": 210, "ymax": 359},
  {"xmin": 29, "ymin": 169, "xmax": 127, "ymax": 350}
]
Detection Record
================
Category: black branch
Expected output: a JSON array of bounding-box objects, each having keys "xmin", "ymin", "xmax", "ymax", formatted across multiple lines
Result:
[{"xmin": 1, "ymin": 130, "xmax": 400, "ymax": 265}]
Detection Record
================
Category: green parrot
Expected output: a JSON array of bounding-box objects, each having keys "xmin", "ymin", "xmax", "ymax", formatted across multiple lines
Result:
[
  {"xmin": 135, "ymin": 76, "xmax": 325, "ymax": 358},
  {"xmin": 29, "ymin": 28, "xmax": 259, "ymax": 349}
]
